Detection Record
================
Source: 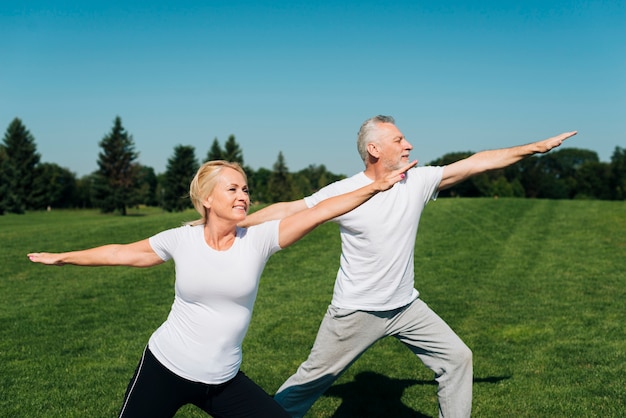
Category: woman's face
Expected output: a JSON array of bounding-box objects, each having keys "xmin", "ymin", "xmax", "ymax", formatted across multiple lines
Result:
[{"xmin": 204, "ymin": 167, "xmax": 250, "ymax": 222}]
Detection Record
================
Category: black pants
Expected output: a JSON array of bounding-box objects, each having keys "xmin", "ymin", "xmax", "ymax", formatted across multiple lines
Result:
[{"xmin": 119, "ymin": 346, "xmax": 290, "ymax": 418}]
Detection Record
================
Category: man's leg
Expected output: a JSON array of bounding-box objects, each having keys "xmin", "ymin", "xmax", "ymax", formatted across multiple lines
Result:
[
  {"xmin": 275, "ymin": 305, "xmax": 386, "ymax": 418},
  {"xmin": 391, "ymin": 298, "xmax": 473, "ymax": 418}
]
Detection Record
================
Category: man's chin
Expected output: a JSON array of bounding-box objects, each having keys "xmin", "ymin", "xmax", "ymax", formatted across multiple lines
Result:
[{"xmin": 390, "ymin": 161, "xmax": 409, "ymax": 171}]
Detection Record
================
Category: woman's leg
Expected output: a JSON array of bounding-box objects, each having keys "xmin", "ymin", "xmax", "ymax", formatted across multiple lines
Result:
[
  {"xmin": 196, "ymin": 371, "xmax": 290, "ymax": 418},
  {"xmin": 118, "ymin": 347, "xmax": 198, "ymax": 418}
]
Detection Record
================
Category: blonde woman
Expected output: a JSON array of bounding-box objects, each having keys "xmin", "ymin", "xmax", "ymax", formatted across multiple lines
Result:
[{"xmin": 28, "ymin": 159, "xmax": 415, "ymax": 418}]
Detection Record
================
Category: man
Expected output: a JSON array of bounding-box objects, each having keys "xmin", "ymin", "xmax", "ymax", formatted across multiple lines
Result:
[{"xmin": 240, "ymin": 115, "xmax": 576, "ymax": 417}]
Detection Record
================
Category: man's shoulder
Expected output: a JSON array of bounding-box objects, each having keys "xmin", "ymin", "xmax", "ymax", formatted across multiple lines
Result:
[
  {"xmin": 305, "ymin": 172, "xmax": 367, "ymax": 204},
  {"xmin": 407, "ymin": 165, "xmax": 444, "ymax": 181},
  {"xmin": 321, "ymin": 171, "xmax": 369, "ymax": 192}
]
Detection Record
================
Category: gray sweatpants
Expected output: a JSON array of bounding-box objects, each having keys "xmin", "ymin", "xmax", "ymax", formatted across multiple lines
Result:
[{"xmin": 274, "ymin": 298, "xmax": 472, "ymax": 418}]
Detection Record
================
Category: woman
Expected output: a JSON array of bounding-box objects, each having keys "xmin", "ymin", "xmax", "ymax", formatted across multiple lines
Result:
[{"xmin": 27, "ymin": 159, "xmax": 416, "ymax": 418}]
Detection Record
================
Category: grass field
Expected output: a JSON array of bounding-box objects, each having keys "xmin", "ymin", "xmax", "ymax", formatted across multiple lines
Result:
[{"xmin": 1, "ymin": 198, "xmax": 625, "ymax": 417}]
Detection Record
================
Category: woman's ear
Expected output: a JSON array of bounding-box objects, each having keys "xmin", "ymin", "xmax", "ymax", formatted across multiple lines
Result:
[{"xmin": 203, "ymin": 196, "xmax": 212, "ymax": 209}]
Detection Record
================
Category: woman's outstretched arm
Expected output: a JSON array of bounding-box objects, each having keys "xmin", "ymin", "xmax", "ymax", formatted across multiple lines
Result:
[
  {"xmin": 28, "ymin": 239, "xmax": 164, "ymax": 268},
  {"xmin": 278, "ymin": 160, "xmax": 417, "ymax": 248}
]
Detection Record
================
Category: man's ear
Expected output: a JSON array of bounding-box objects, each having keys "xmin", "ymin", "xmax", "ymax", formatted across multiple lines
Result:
[{"xmin": 367, "ymin": 142, "xmax": 380, "ymax": 159}]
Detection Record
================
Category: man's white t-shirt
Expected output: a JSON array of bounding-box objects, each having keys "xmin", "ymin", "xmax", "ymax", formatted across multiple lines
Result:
[
  {"xmin": 304, "ymin": 166, "xmax": 443, "ymax": 311},
  {"xmin": 147, "ymin": 220, "xmax": 281, "ymax": 384}
]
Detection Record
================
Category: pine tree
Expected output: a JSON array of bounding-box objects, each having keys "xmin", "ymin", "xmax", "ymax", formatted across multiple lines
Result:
[
  {"xmin": 247, "ymin": 167, "xmax": 271, "ymax": 204},
  {"xmin": 610, "ymin": 146, "xmax": 626, "ymax": 200},
  {"xmin": 223, "ymin": 134, "xmax": 244, "ymax": 165},
  {"xmin": 0, "ymin": 147, "xmax": 9, "ymax": 215},
  {"xmin": 268, "ymin": 151, "xmax": 297, "ymax": 202},
  {"xmin": 163, "ymin": 145, "xmax": 199, "ymax": 212},
  {"xmin": 1, "ymin": 118, "xmax": 41, "ymax": 212},
  {"xmin": 91, "ymin": 116, "xmax": 140, "ymax": 215},
  {"xmin": 206, "ymin": 137, "xmax": 224, "ymax": 162},
  {"xmin": 136, "ymin": 165, "xmax": 159, "ymax": 206},
  {"xmin": 75, "ymin": 174, "xmax": 96, "ymax": 209}
]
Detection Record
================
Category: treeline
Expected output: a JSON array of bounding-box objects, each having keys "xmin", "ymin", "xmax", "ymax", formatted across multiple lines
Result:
[
  {"xmin": 432, "ymin": 146, "xmax": 626, "ymax": 200},
  {"xmin": 0, "ymin": 117, "xmax": 345, "ymax": 215},
  {"xmin": 1, "ymin": 117, "xmax": 625, "ymax": 215}
]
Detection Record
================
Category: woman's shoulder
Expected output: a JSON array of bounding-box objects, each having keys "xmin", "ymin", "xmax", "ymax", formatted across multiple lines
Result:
[{"xmin": 152, "ymin": 223, "xmax": 201, "ymax": 241}]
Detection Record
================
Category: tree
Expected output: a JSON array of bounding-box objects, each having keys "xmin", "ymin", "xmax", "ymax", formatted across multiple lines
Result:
[
  {"xmin": 91, "ymin": 116, "xmax": 140, "ymax": 215},
  {"xmin": 136, "ymin": 165, "xmax": 159, "ymax": 207},
  {"xmin": 268, "ymin": 151, "xmax": 297, "ymax": 202},
  {"xmin": 247, "ymin": 167, "xmax": 272, "ymax": 204},
  {"xmin": 297, "ymin": 164, "xmax": 345, "ymax": 192},
  {"xmin": 574, "ymin": 161, "xmax": 612, "ymax": 200},
  {"xmin": 292, "ymin": 171, "xmax": 312, "ymax": 199},
  {"xmin": 429, "ymin": 152, "xmax": 483, "ymax": 197},
  {"xmin": 75, "ymin": 174, "xmax": 96, "ymax": 209},
  {"xmin": 0, "ymin": 146, "xmax": 9, "ymax": 215},
  {"xmin": 609, "ymin": 146, "xmax": 626, "ymax": 200},
  {"xmin": 472, "ymin": 169, "xmax": 525, "ymax": 198},
  {"xmin": 206, "ymin": 137, "xmax": 224, "ymax": 162},
  {"xmin": 1, "ymin": 118, "xmax": 41, "ymax": 212},
  {"xmin": 534, "ymin": 148, "xmax": 600, "ymax": 199},
  {"xmin": 162, "ymin": 145, "xmax": 199, "ymax": 212},
  {"xmin": 30, "ymin": 163, "xmax": 78, "ymax": 209},
  {"xmin": 549, "ymin": 148, "xmax": 598, "ymax": 198},
  {"xmin": 516, "ymin": 156, "xmax": 546, "ymax": 198},
  {"xmin": 223, "ymin": 134, "xmax": 244, "ymax": 165},
  {"xmin": 292, "ymin": 164, "xmax": 346, "ymax": 198}
]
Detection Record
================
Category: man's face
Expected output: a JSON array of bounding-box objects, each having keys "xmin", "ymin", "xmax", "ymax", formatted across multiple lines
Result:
[{"xmin": 374, "ymin": 122, "xmax": 413, "ymax": 171}]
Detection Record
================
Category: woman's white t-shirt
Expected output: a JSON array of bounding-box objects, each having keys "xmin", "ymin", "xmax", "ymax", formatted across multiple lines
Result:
[{"xmin": 147, "ymin": 220, "xmax": 281, "ymax": 384}]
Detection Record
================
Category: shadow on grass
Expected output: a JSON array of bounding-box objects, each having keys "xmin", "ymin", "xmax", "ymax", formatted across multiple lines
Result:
[{"xmin": 324, "ymin": 371, "xmax": 510, "ymax": 418}]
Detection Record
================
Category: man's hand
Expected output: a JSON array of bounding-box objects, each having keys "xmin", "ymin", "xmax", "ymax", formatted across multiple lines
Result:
[{"xmin": 537, "ymin": 131, "xmax": 577, "ymax": 154}]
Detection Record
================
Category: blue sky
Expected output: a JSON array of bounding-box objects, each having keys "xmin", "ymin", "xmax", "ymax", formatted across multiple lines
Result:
[{"xmin": 2, "ymin": 0, "xmax": 624, "ymax": 177}]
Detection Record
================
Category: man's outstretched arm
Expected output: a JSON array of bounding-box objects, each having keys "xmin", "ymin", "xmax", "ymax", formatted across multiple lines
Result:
[{"xmin": 439, "ymin": 131, "xmax": 577, "ymax": 191}]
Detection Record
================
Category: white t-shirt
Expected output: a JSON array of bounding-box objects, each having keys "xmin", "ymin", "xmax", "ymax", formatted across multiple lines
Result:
[
  {"xmin": 304, "ymin": 166, "xmax": 443, "ymax": 311},
  {"xmin": 147, "ymin": 220, "xmax": 281, "ymax": 384}
]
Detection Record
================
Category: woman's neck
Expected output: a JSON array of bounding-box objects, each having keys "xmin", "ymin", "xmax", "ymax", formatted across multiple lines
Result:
[{"xmin": 203, "ymin": 221, "xmax": 237, "ymax": 251}]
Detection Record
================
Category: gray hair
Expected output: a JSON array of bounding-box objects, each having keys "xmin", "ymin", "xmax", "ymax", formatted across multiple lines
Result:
[{"xmin": 356, "ymin": 115, "xmax": 395, "ymax": 165}]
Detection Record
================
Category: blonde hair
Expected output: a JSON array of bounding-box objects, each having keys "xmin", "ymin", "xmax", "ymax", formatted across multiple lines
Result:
[{"xmin": 186, "ymin": 160, "xmax": 247, "ymax": 226}]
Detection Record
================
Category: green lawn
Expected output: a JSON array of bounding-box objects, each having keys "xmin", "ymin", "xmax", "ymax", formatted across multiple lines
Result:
[{"xmin": 1, "ymin": 199, "xmax": 624, "ymax": 417}]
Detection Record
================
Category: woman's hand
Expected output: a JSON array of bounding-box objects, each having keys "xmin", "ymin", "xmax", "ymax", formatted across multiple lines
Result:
[
  {"xmin": 28, "ymin": 252, "xmax": 65, "ymax": 266},
  {"xmin": 373, "ymin": 160, "xmax": 418, "ymax": 192},
  {"xmin": 27, "ymin": 240, "xmax": 164, "ymax": 268}
]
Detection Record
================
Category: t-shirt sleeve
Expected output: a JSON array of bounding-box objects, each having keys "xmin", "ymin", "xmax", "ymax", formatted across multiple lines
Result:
[
  {"xmin": 245, "ymin": 220, "xmax": 282, "ymax": 256},
  {"xmin": 422, "ymin": 166, "xmax": 444, "ymax": 202},
  {"xmin": 303, "ymin": 179, "xmax": 350, "ymax": 208},
  {"xmin": 303, "ymin": 188, "xmax": 326, "ymax": 208},
  {"xmin": 149, "ymin": 227, "xmax": 186, "ymax": 261}
]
